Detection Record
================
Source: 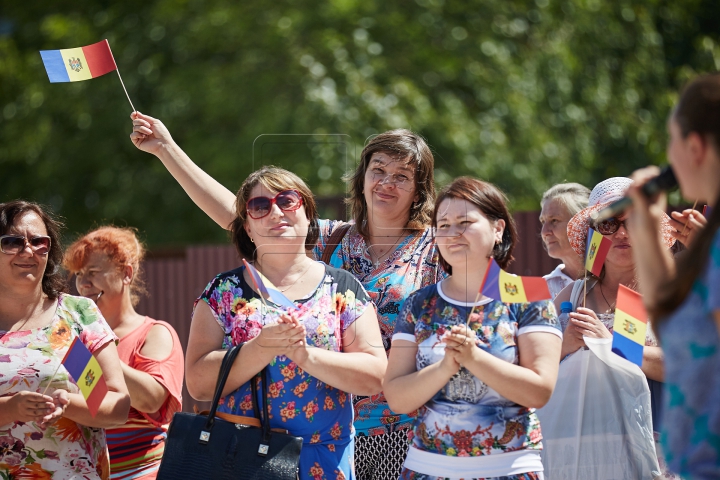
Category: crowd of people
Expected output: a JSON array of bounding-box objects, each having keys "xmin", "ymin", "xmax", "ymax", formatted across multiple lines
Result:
[{"xmin": 1, "ymin": 72, "xmax": 718, "ymax": 480}]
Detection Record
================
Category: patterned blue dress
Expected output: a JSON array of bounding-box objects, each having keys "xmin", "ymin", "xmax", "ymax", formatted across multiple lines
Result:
[
  {"xmin": 658, "ymin": 229, "xmax": 720, "ymax": 478},
  {"xmin": 195, "ymin": 264, "xmax": 373, "ymax": 480},
  {"xmin": 392, "ymin": 282, "xmax": 561, "ymax": 480}
]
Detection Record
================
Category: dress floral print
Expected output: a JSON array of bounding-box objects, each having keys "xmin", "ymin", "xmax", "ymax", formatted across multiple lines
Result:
[
  {"xmin": 196, "ymin": 264, "xmax": 372, "ymax": 480},
  {"xmin": 314, "ymin": 220, "xmax": 443, "ymax": 437},
  {"xmin": 392, "ymin": 283, "xmax": 562, "ymax": 479},
  {"xmin": 0, "ymin": 295, "xmax": 117, "ymax": 480}
]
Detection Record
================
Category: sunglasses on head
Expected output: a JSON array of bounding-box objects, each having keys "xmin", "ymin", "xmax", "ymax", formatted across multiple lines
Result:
[
  {"xmin": 246, "ymin": 190, "xmax": 303, "ymax": 219},
  {"xmin": 592, "ymin": 217, "xmax": 627, "ymax": 236},
  {"xmin": 0, "ymin": 235, "xmax": 51, "ymax": 255}
]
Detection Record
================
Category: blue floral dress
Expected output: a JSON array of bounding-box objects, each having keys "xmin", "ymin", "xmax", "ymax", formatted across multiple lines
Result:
[
  {"xmin": 195, "ymin": 264, "xmax": 373, "ymax": 480},
  {"xmin": 314, "ymin": 220, "xmax": 443, "ymax": 437},
  {"xmin": 392, "ymin": 282, "xmax": 561, "ymax": 480},
  {"xmin": 658, "ymin": 229, "xmax": 720, "ymax": 478}
]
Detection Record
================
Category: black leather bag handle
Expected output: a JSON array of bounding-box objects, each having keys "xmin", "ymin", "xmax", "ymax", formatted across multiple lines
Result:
[
  {"xmin": 200, "ymin": 343, "xmax": 244, "ymax": 438},
  {"xmin": 251, "ymin": 368, "xmax": 272, "ymax": 443}
]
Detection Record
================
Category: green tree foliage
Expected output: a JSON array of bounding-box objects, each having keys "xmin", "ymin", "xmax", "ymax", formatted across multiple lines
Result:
[{"xmin": 1, "ymin": 0, "xmax": 719, "ymax": 246}]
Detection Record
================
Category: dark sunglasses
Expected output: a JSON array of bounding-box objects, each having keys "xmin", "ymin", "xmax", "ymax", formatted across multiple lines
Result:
[
  {"xmin": 0, "ymin": 234, "xmax": 52, "ymax": 255},
  {"xmin": 246, "ymin": 190, "xmax": 303, "ymax": 219},
  {"xmin": 593, "ymin": 217, "xmax": 627, "ymax": 236}
]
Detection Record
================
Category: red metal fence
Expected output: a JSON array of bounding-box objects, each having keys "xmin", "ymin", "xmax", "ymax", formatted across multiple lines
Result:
[{"xmin": 135, "ymin": 210, "xmax": 557, "ymax": 412}]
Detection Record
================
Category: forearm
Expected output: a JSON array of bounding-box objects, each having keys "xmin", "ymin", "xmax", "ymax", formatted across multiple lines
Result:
[
  {"xmin": 64, "ymin": 391, "xmax": 131, "ymax": 428},
  {"xmin": 156, "ymin": 142, "xmax": 237, "ymax": 229},
  {"xmin": 384, "ymin": 362, "xmax": 455, "ymax": 414},
  {"xmin": 120, "ymin": 363, "xmax": 168, "ymax": 414},
  {"xmin": 292, "ymin": 348, "xmax": 386, "ymax": 396},
  {"xmin": 464, "ymin": 350, "xmax": 557, "ymax": 408},
  {"xmin": 641, "ymin": 346, "xmax": 664, "ymax": 382},
  {"xmin": 187, "ymin": 339, "xmax": 275, "ymax": 401}
]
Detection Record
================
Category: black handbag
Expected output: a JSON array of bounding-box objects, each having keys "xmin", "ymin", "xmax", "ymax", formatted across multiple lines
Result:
[{"xmin": 157, "ymin": 344, "xmax": 303, "ymax": 479}]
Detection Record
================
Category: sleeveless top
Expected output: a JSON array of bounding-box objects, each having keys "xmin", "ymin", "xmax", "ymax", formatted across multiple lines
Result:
[{"xmin": 106, "ymin": 317, "xmax": 184, "ymax": 480}]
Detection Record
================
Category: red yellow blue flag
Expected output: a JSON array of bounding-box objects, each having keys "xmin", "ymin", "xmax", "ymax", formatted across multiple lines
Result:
[
  {"xmin": 611, "ymin": 285, "xmax": 648, "ymax": 366},
  {"xmin": 242, "ymin": 259, "xmax": 296, "ymax": 309},
  {"xmin": 480, "ymin": 258, "xmax": 551, "ymax": 303},
  {"xmin": 61, "ymin": 337, "xmax": 108, "ymax": 417},
  {"xmin": 40, "ymin": 40, "xmax": 117, "ymax": 83},
  {"xmin": 585, "ymin": 227, "xmax": 611, "ymax": 277}
]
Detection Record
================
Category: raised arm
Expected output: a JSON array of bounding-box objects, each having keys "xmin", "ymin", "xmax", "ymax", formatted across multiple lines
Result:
[{"xmin": 130, "ymin": 112, "xmax": 237, "ymax": 229}]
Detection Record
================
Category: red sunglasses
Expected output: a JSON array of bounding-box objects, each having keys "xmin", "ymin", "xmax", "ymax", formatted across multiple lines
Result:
[{"xmin": 246, "ymin": 190, "xmax": 303, "ymax": 219}]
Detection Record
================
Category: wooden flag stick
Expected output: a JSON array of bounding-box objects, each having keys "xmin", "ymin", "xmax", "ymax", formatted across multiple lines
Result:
[
  {"xmin": 582, "ymin": 270, "xmax": 588, "ymax": 308},
  {"xmin": 105, "ymin": 40, "xmax": 136, "ymax": 112},
  {"xmin": 679, "ymin": 199, "xmax": 699, "ymax": 237},
  {"xmin": 466, "ymin": 290, "xmax": 483, "ymax": 325},
  {"xmin": 42, "ymin": 361, "xmax": 64, "ymax": 396}
]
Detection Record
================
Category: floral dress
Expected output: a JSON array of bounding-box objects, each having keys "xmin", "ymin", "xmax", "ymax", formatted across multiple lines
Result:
[
  {"xmin": 0, "ymin": 294, "xmax": 117, "ymax": 480},
  {"xmin": 314, "ymin": 220, "xmax": 443, "ymax": 437},
  {"xmin": 392, "ymin": 282, "xmax": 562, "ymax": 480},
  {"xmin": 195, "ymin": 263, "xmax": 373, "ymax": 480}
]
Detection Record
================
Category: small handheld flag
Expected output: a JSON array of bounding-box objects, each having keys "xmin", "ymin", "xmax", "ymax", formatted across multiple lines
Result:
[
  {"xmin": 242, "ymin": 259, "xmax": 296, "ymax": 309},
  {"xmin": 611, "ymin": 285, "xmax": 647, "ymax": 366},
  {"xmin": 61, "ymin": 337, "xmax": 108, "ymax": 417},
  {"xmin": 703, "ymin": 205, "xmax": 712, "ymax": 217},
  {"xmin": 40, "ymin": 39, "xmax": 135, "ymax": 111},
  {"xmin": 480, "ymin": 258, "xmax": 551, "ymax": 303},
  {"xmin": 585, "ymin": 228, "xmax": 611, "ymax": 277}
]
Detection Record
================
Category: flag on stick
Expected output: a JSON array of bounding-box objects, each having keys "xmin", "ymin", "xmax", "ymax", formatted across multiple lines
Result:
[
  {"xmin": 40, "ymin": 40, "xmax": 117, "ymax": 83},
  {"xmin": 611, "ymin": 285, "xmax": 647, "ymax": 366},
  {"xmin": 480, "ymin": 258, "xmax": 551, "ymax": 303},
  {"xmin": 242, "ymin": 259, "xmax": 296, "ymax": 309},
  {"xmin": 585, "ymin": 228, "xmax": 611, "ymax": 277},
  {"xmin": 62, "ymin": 337, "xmax": 108, "ymax": 417}
]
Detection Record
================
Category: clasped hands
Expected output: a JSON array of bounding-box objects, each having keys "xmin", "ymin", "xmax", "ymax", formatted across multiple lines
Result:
[
  {"xmin": 562, "ymin": 307, "xmax": 612, "ymax": 354},
  {"xmin": 9, "ymin": 389, "xmax": 70, "ymax": 426},
  {"xmin": 254, "ymin": 312, "xmax": 309, "ymax": 363},
  {"xmin": 438, "ymin": 325, "xmax": 483, "ymax": 374}
]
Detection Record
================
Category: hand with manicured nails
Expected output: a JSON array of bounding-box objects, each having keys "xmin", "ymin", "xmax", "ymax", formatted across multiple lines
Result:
[{"xmin": 669, "ymin": 209, "xmax": 707, "ymax": 247}]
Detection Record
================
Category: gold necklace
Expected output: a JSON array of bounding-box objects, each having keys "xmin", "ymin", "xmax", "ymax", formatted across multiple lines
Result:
[{"xmin": 368, "ymin": 233, "xmax": 404, "ymax": 267}]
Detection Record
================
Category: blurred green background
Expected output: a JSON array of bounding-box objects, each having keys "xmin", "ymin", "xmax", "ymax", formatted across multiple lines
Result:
[{"xmin": 2, "ymin": 0, "xmax": 719, "ymax": 247}]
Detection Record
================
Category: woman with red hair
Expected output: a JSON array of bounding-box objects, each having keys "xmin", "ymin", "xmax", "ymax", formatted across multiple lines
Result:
[{"xmin": 64, "ymin": 227, "xmax": 184, "ymax": 480}]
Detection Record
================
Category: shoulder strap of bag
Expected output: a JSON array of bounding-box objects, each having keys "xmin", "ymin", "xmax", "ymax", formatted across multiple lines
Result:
[
  {"xmin": 320, "ymin": 222, "xmax": 351, "ymax": 264},
  {"xmin": 251, "ymin": 368, "xmax": 273, "ymax": 442},
  {"xmin": 569, "ymin": 278, "xmax": 598, "ymax": 309},
  {"xmin": 203, "ymin": 344, "xmax": 244, "ymax": 432}
]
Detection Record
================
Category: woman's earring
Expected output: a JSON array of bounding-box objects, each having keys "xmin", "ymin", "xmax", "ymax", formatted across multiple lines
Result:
[{"xmin": 250, "ymin": 237, "xmax": 255, "ymax": 243}]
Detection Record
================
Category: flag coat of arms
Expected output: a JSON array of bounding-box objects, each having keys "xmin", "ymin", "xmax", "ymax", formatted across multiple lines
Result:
[
  {"xmin": 480, "ymin": 258, "xmax": 551, "ymax": 303},
  {"xmin": 585, "ymin": 227, "xmax": 611, "ymax": 277},
  {"xmin": 62, "ymin": 337, "xmax": 108, "ymax": 417},
  {"xmin": 40, "ymin": 40, "xmax": 117, "ymax": 83},
  {"xmin": 242, "ymin": 259, "xmax": 296, "ymax": 309},
  {"xmin": 611, "ymin": 284, "xmax": 648, "ymax": 366}
]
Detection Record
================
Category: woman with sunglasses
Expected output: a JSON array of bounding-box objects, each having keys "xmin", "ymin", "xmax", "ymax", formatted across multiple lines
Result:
[
  {"xmin": 551, "ymin": 177, "xmax": 676, "ymax": 479},
  {"xmin": 130, "ymin": 112, "xmax": 441, "ymax": 479},
  {"xmin": 626, "ymin": 74, "xmax": 720, "ymax": 478},
  {"xmin": 63, "ymin": 226, "xmax": 184, "ymax": 480},
  {"xmin": 184, "ymin": 167, "xmax": 386, "ymax": 480},
  {"xmin": 384, "ymin": 177, "xmax": 562, "ymax": 480},
  {"xmin": 0, "ymin": 201, "xmax": 130, "ymax": 479}
]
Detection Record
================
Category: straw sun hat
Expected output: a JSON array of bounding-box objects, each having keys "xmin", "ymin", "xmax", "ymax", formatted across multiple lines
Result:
[{"xmin": 566, "ymin": 177, "xmax": 675, "ymax": 258}]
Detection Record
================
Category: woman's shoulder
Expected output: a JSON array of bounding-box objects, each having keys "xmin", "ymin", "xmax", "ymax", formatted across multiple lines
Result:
[
  {"xmin": 404, "ymin": 283, "xmax": 440, "ymax": 306},
  {"xmin": 321, "ymin": 263, "xmax": 362, "ymax": 289},
  {"xmin": 200, "ymin": 266, "xmax": 247, "ymax": 294},
  {"xmin": 57, "ymin": 294, "xmax": 103, "ymax": 326}
]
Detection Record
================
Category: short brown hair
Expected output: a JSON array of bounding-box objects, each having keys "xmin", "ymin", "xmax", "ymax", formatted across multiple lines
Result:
[
  {"xmin": 0, "ymin": 200, "xmax": 67, "ymax": 299},
  {"xmin": 63, "ymin": 226, "xmax": 147, "ymax": 306},
  {"xmin": 432, "ymin": 177, "xmax": 517, "ymax": 274},
  {"xmin": 231, "ymin": 166, "xmax": 319, "ymax": 261},
  {"xmin": 346, "ymin": 129, "xmax": 435, "ymax": 237}
]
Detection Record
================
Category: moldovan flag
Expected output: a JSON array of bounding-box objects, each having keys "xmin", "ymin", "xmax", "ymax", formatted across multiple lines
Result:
[
  {"xmin": 242, "ymin": 259, "xmax": 296, "ymax": 309},
  {"xmin": 62, "ymin": 337, "xmax": 107, "ymax": 417},
  {"xmin": 611, "ymin": 284, "xmax": 648, "ymax": 367},
  {"xmin": 40, "ymin": 40, "xmax": 117, "ymax": 83},
  {"xmin": 480, "ymin": 258, "xmax": 551, "ymax": 303},
  {"xmin": 585, "ymin": 228, "xmax": 611, "ymax": 277}
]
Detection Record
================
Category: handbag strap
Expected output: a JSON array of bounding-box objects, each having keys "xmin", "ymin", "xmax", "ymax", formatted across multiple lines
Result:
[
  {"xmin": 203, "ymin": 343, "xmax": 244, "ymax": 432},
  {"xmin": 320, "ymin": 222, "xmax": 350, "ymax": 264},
  {"xmin": 251, "ymin": 368, "xmax": 272, "ymax": 442}
]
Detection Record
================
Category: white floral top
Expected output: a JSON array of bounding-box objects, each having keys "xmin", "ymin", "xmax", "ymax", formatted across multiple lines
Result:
[{"xmin": 0, "ymin": 294, "xmax": 117, "ymax": 480}]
